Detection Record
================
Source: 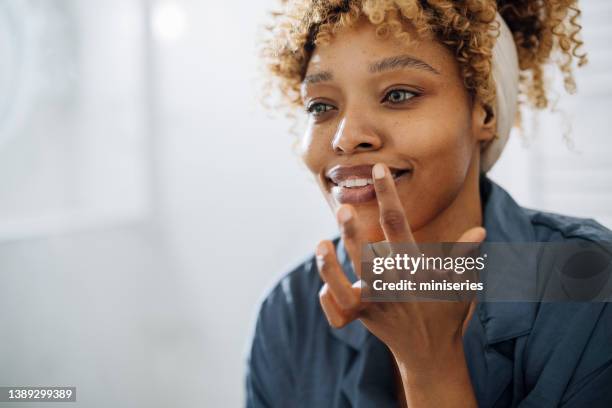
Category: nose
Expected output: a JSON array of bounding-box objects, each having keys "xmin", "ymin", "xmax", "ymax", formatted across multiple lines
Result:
[{"xmin": 331, "ymin": 113, "xmax": 383, "ymax": 154}]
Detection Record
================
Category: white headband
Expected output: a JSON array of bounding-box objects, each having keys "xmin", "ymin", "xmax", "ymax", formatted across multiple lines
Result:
[{"xmin": 480, "ymin": 12, "xmax": 520, "ymax": 172}]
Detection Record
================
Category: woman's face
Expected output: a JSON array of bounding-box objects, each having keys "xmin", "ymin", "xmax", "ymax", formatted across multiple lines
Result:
[{"xmin": 300, "ymin": 18, "xmax": 493, "ymax": 242}]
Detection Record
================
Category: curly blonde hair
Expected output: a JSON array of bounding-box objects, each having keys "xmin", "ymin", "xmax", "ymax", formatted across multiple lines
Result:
[{"xmin": 261, "ymin": 0, "xmax": 587, "ymax": 122}]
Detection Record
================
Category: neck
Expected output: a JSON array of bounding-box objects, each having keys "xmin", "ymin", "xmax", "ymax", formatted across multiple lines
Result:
[{"xmin": 412, "ymin": 151, "xmax": 484, "ymax": 243}]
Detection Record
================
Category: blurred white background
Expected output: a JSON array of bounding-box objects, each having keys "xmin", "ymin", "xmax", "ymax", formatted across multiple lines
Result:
[{"xmin": 0, "ymin": 0, "xmax": 610, "ymax": 407}]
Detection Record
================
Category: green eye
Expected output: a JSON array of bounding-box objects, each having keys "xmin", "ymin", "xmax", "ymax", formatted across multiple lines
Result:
[
  {"xmin": 384, "ymin": 89, "xmax": 417, "ymax": 104},
  {"xmin": 306, "ymin": 102, "xmax": 334, "ymax": 117}
]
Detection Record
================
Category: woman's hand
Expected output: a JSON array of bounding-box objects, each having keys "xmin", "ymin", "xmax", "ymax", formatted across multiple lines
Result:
[{"xmin": 315, "ymin": 163, "xmax": 485, "ymax": 407}]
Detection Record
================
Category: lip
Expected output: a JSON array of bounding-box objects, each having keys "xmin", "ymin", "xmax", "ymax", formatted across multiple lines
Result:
[
  {"xmin": 325, "ymin": 164, "xmax": 412, "ymax": 204},
  {"xmin": 327, "ymin": 164, "xmax": 377, "ymax": 184}
]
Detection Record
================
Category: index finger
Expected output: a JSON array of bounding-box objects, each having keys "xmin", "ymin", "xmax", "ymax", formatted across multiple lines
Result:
[
  {"xmin": 372, "ymin": 163, "xmax": 416, "ymax": 245},
  {"xmin": 316, "ymin": 240, "xmax": 360, "ymax": 311}
]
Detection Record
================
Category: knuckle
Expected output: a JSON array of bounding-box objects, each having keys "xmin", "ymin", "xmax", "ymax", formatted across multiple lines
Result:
[
  {"xmin": 330, "ymin": 314, "xmax": 347, "ymax": 328},
  {"xmin": 318, "ymin": 284, "xmax": 329, "ymax": 298},
  {"xmin": 380, "ymin": 209, "xmax": 406, "ymax": 233},
  {"xmin": 375, "ymin": 179, "xmax": 389, "ymax": 194},
  {"xmin": 341, "ymin": 222, "xmax": 356, "ymax": 239},
  {"xmin": 344, "ymin": 293, "xmax": 360, "ymax": 311},
  {"xmin": 336, "ymin": 291, "xmax": 354, "ymax": 309},
  {"xmin": 316, "ymin": 256, "xmax": 330, "ymax": 275}
]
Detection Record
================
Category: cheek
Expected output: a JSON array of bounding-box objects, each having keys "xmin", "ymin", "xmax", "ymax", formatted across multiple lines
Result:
[
  {"xmin": 389, "ymin": 83, "xmax": 473, "ymax": 162},
  {"xmin": 416, "ymin": 124, "xmax": 472, "ymax": 173},
  {"xmin": 391, "ymin": 104, "xmax": 475, "ymax": 229},
  {"xmin": 299, "ymin": 123, "xmax": 323, "ymax": 173},
  {"xmin": 394, "ymin": 106, "xmax": 473, "ymax": 173},
  {"xmin": 414, "ymin": 132, "xmax": 473, "ymax": 205},
  {"xmin": 299, "ymin": 123, "xmax": 333, "ymax": 190}
]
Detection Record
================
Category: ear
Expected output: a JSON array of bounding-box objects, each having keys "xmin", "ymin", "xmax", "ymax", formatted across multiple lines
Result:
[{"xmin": 471, "ymin": 100, "xmax": 497, "ymax": 143}]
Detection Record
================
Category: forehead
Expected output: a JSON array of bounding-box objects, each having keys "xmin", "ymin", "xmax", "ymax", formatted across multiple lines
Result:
[{"xmin": 304, "ymin": 18, "xmax": 455, "ymax": 77}]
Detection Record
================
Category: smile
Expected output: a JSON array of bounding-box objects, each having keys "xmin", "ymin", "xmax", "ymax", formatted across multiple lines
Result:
[
  {"xmin": 334, "ymin": 169, "xmax": 411, "ymax": 188},
  {"xmin": 325, "ymin": 165, "xmax": 412, "ymax": 204}
]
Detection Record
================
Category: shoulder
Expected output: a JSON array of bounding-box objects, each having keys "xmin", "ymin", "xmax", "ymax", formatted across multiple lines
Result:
[
  {"xmin": 514, "ymin": 211, "xmax": 612, "ymax": 403},
  {"xmin": 522, "ymin": 207, "xmax": 612, "ymax": 242},
  {"xmin": 248, "ymin": 238, "xmax": 334, "ymax": 349},
  {"xmin": 481, "ymin": 177, "xmax": 612, "ymax": 244},
  {"xmin": 254, "ymin": 245, "xmax": 326, "ymax": 329},
  {"xmin": 245, "ymin": 243, "xmax": 329, "ymax": 405}
]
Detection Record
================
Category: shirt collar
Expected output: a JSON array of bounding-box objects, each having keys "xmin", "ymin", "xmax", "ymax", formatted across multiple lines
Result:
[
  {"xmin": 478, "ymin": 175, "xmax": 538, "ymax": 344},
  {"xmin": 330, "ymin": 175, "xmax": 538, "ymax": 349}
]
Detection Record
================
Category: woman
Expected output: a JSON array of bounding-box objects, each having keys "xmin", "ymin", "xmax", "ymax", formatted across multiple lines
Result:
[{"xmin": 246, "ymin": 1, "xmax": 612, "ymax": 406}]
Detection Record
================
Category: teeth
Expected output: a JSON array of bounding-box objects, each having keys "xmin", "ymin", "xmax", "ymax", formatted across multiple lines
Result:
[
  {"xmin": 333, "ymin": 169, "xmax": 411, "ymax": 188},
  {"xmin": 338, "ymin": 178, "xmax": 374, "ymax": 188}
]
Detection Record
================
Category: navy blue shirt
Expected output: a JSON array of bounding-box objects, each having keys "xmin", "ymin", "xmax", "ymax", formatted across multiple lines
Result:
[{"xmin": 245, "ymin": 177, "xmax": 612, "ymax": 407}]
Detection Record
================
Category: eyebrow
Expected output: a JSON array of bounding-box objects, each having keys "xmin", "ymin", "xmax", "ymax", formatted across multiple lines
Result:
[
  {"xmin": 302, "ymin": 71, "xmax": 333, "ymax": 85},
  {"xmin": 369, "ymin": 54, "xmax": 440, "ymax": 75},
  {"xmin": 302, "ymin": 54, "xmax": 440, "ymax": 85}
]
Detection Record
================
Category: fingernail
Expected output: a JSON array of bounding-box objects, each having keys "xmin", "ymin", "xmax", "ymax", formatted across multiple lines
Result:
[
  {"xmin": 338, "ymin": 206, "xmax": 352, "ymax": 223},
  {"xmin": 316, "ymin": 242, "xmax": 328, "ymax": 257},
  {"xmin": 373, "ymin": 163, "xmax": 385, "ymax": 179}
]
